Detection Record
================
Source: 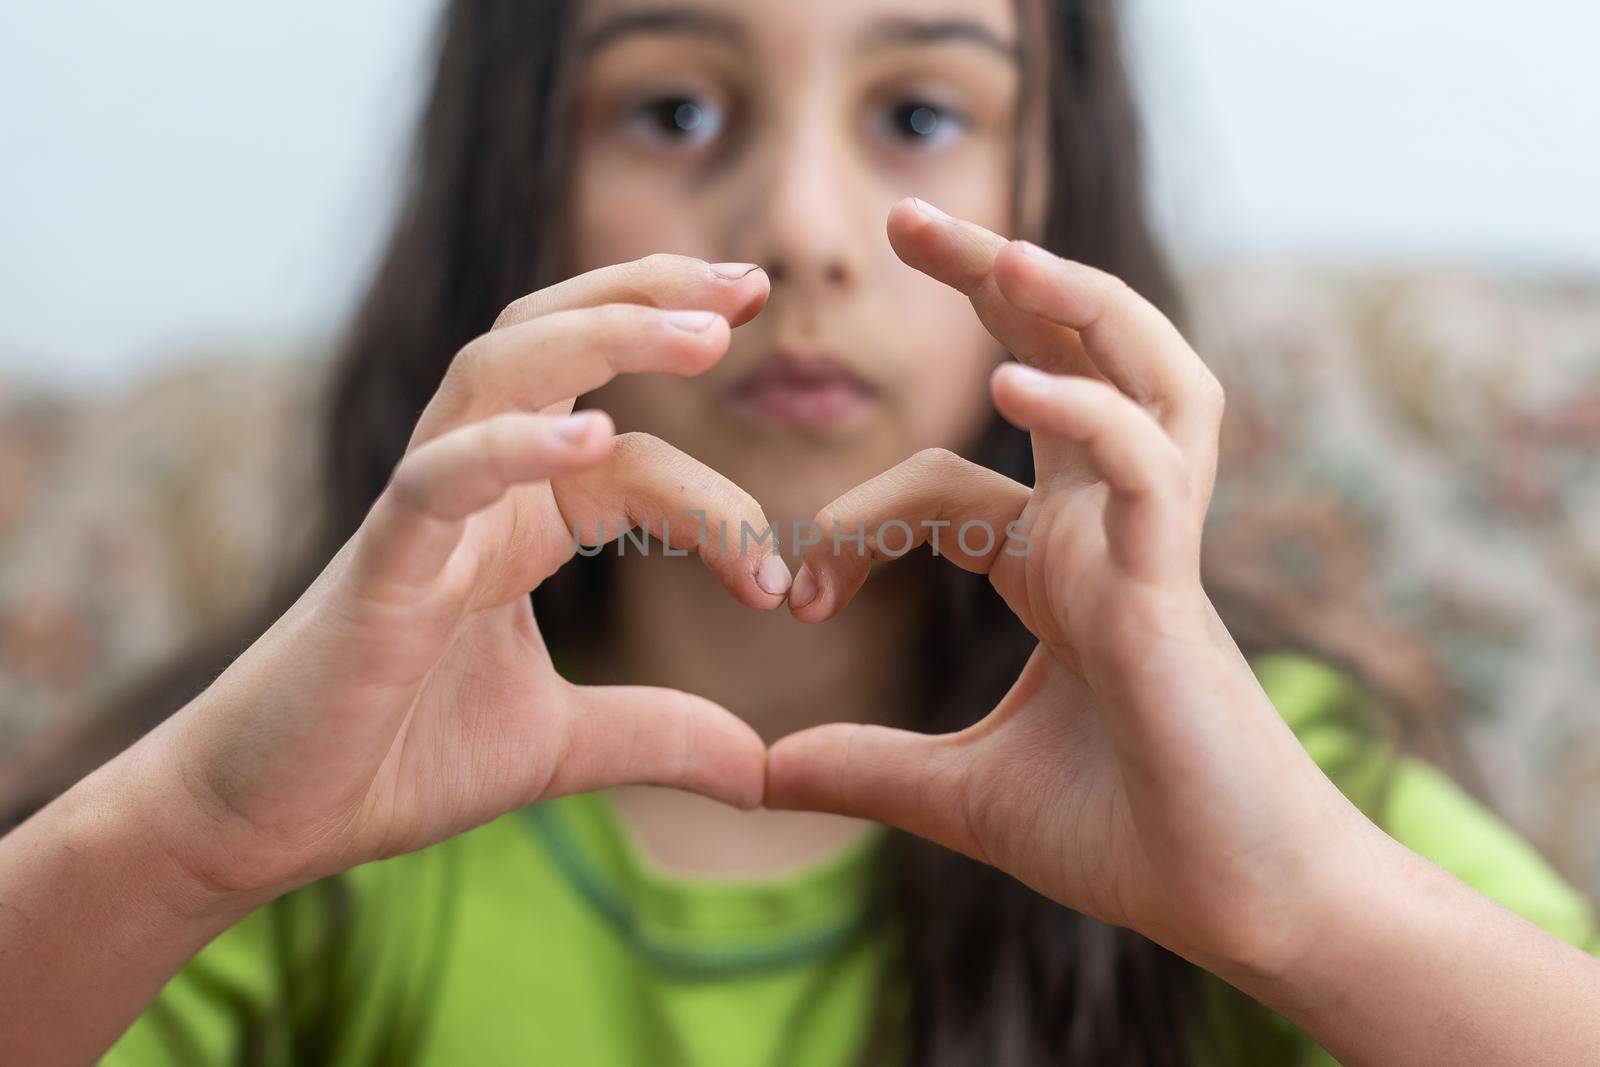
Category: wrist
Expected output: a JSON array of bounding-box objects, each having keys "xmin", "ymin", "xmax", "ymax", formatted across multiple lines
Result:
[
  {"xmin": 1212, "ymin": 811, "xmax": 1417, "ymax": 1013},
  {"xmin": 68, "ymin": 731, "xmax": 274, "ymax": 931},
  {"xmin": 1201, "ymin": 803, "xmax": 1600, "ymax": 1066},
  {"xmin": 0, "ymin": 725, "xmax": 261, "ymax": 1065}
]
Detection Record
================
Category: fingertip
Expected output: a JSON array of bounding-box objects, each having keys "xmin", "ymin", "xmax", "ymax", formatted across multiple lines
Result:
[
  {"xmin": 786, "ymin": 564, "xmax": 836, "ymax": 623},
  {"xmin": 709, "ymin": 261, "xmax": 763, "ymax": 281},
  {"xmin": 793, "ymin": 559, "xmax": 862, "ymax": 624},
  {"xmin": 755, "ymin": 553, "xmax": 793, "ymax": 603},
  {"xmin": 990, "ymin": 239, "xmax": 1038, "ymax": 294},
  {"xmin": 677, "ymin": 708, "xmax": 767, "ymax": 812},
  {"xmin": 992, "ymin": 362, "xmax": 1077, "ymax": 439},
  {"xmin": 761, "ymin": 730, "xmax": 813, "ymax": 810},
  {"xmin": 688, "ymin": 723, "xmax": 768, "ymax": 812},
  {"xmin": 558, "ymin": 408, "xmax": 615, "ymax": 447},
  {"xmin": 548, "ymin": 413, "xmax": 617, "ymax": 477},
  {"xmin": 885, "ymin": 197, "xmax": 942, "ymax": 259},
  {"xmin": 886, "ymin": 196, "xmax": 923, "ymax": 232},
  {"xmin": 787, "ymin": 564, "xmax": 819, "ymax": 611},
  {"xmin": 720, "ymin": 266, "xmax": 771, "ymax": 328},
  {"xmin": 668, "ymin": 311, "xmax": 733, "ymax": 375},
  {"xmin": 713, "ymin": 718, "xmax": 768, "ymax": 811},
  {"xmin": 990, "ymin": 360, "xmax": 1050, "ymax": 405},
  {"xmin": 711, "ymin": 548, "xmax": 788, "ymax": 613}
]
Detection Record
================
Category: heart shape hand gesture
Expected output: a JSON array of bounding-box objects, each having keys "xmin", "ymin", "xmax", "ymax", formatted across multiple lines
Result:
[
  {"xmin": 131, "ymin": 200, "xmax": 1363, "ymax": 984},
  {"xmin": 17, "ymin": 192, "xmax": 1595, "ymax": 1067}
]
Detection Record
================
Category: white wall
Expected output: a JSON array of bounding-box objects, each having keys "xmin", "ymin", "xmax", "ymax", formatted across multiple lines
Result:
[
  {"xmin": 0, "ymin": 0, "xmax": 438, "ymax": 389},
  {"xmin": 2, "ymin": 1, "xmax": 1597, "ymax": 386},
  {"xmin": 1130, "ymin": 0, "xmax": 1600, "ymax": 271}
]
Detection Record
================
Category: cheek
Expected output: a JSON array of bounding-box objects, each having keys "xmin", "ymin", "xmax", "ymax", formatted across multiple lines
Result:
[
  {"xmin": 866, "ymin": 164, "xmax": 1012, "ymax": 452},
  {"xmin": 895, "ymin": 129, "xmax": 1017, "ymax": 237},
  {"xmin": 567, "ymin": 152, "xmax": 710, "ymax": 271},
  {"xmin": 888, "ymin": 278, "xmax": 1004, "ymax": 451},
  {"xmin": 585, "ymin": 371, "xmax": 700, "ymax": 443}
]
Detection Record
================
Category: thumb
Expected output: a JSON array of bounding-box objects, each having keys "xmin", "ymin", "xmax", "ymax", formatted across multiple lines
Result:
[
  {"xmin": 765, "ymin": 723, "xmax": 987, "ymax": 864},
  {"xmin": 549, "ymin": 684, "xmax": 767, "ymax": 810}
]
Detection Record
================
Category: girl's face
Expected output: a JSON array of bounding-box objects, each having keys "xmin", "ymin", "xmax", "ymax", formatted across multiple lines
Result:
[{"xmin": 569, "ymin": 0, "xmax": 1023, "ymax": 523}]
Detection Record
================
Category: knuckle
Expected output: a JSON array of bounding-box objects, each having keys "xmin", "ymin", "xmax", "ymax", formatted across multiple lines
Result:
[
  {"xmin": 386, "ymin": 454, "xmax": 432, "ymax": 514},
  {"xmin": 910, "ymin": 446, "xmax": 961, "ymax": 472},
  {"xmin": 478, "ymin": 414, "xmax": 514, "ymax": 463},
  {"xmin": 439, "ymin": 334, "xmax": 490, "ymax": 395},
  {"xmin": 629, "ymin": 252, "xmax": 693, "ymax": 286},
  {"xmin": 549, "ymin": 305, "xmax": 645, "ymax": 362},
  {"xmin": 1162, "ymin": 440, "xmax": 1192, "ymax": 487},
  {"xmin": 587, "ymin": 302, "xmax": 657, "ymax": 341},
  {"xmin": 1081, "ymin": 264, "xmax": 1132, "ymax": 301},
  {"xmin": 583, "ymin": 301, "xmax": 635, "ymax": 332},
  {"xmin": 812, "ymin": 501, "xmax": 845, "ymax": 535},
  {"xmin": 492, "ymin": 293, "xmax": 536, "ymax": 331},
  {"xmin": 485, "ymin": 416, "xmax": 539, "ymax": 487},
  {"xmin": 1098, "ymin": 274, "xmax": 1148, "ymax": 323},
  {"xmin": 610, "ymin": 430, "xmax": 664, "ymax": 466},
  {"xmin": 1128, "ymin": 385, "xmax": 1161, "ymax": 411},
  {"xmin": 638, "ymin": 251, "xmax": 681, "ymax": 273}
]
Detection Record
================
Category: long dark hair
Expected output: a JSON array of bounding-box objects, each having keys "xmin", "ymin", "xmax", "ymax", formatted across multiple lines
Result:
[{"xmin": 12, "ymin": 1, "xmax": 1281, "ymax": 1062}]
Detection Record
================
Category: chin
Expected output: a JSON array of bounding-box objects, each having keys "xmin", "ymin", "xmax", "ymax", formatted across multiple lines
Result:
[{"xmin": 729, "ymin": 442, "xmax": 902, "ymax": 535}]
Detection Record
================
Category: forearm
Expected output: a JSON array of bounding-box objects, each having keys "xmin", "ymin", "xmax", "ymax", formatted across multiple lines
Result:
[
  {"xmin": 1230, "ymin": 826, "xmax": 1600, "ymax": 1066},
  {"xmin": 0, "ymin": 742, "xmax": 256, "ymax": 1066}
]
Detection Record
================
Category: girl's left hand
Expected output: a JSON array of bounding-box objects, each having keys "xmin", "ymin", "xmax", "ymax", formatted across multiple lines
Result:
[{"xmin": 766, "ymin": 199, "xmax": 1376, "ymax": 979}]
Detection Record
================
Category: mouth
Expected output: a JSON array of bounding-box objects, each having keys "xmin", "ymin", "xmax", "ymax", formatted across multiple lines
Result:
[{"xmin": 724, "ymin": 350, "xmax": 882, "ymax": 431}]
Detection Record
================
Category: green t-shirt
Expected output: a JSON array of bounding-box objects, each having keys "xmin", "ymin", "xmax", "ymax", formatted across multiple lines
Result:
[{"xmin": 103, "ymin": 654, "xmax": 1598, "ymax": 1066}]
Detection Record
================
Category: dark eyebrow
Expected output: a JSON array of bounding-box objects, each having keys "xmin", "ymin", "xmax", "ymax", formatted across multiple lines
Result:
[
  {"xmin": 580, "ymin": 7, "xmax": 746, "ymax": 54},
  {"xmin": 856, "ymin": 17, "xmax": 1020, "ymax": 63}
]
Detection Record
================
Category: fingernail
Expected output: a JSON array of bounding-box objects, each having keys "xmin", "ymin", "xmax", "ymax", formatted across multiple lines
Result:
[
  {"xmin": 788, "ymin": 565, "xmax": 818, "ymax": 610},
  {"xmin": 710, "ymin": 262, "xmax": 761, "ymax": 279},
  {"xmin": 911, "ymin": 197, "xmax": 951, "ymax": 221},
  {"xmin": 665, "ymin": 309, "xmax": 720, "ymax": 332},
  {"xmin": 756, "ymin": 554, "xmax": 793, "ymax": 597},
  {"xmin": 1016, "ymin": 240, "xmax": 1057, "ymax": 261},
  {"xmin": 556, "ymin": 411, "xmax": 604, "ymax": 443}
]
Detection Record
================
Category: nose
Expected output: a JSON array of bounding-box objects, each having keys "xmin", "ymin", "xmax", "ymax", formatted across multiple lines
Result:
[
  {"xmin": 766, "ymin": 253, "xmax": 848, "ymax": 289},
  {"xmin": 727, "ymin": 110, "xmax": 866, "ymax": 299}
]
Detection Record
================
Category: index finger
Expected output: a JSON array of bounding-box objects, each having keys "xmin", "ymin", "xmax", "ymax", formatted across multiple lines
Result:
[
  {"xmin": 492, "ymin": 253, "xmax": 769, "ymax": 332},
  {"xmin": 990, "ymin": 240, "xmax": 1224, "ymax": 460},
  {"xmin": 789, "ymin": 448, "xmax": 1030, "ymax": 623},
  {"xmin": 889, "ymin": 198, "xmax": 1221, "ymax": 470},
  {"xmin": 552, "ymin": 432, "xmax": 794, "ymax": 612},
  {"xmin": 885, "ymin": 198, "xmax": 1104, "ymax": 382}
]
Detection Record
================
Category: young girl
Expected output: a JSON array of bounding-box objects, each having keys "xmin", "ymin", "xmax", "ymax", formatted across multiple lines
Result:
[{"xmin": 3, "ymin": 1, "xmax": 1597, "ymax": 1064}]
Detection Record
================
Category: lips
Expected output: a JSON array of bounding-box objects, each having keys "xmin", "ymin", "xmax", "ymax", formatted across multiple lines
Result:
[{"xmin": 725, "ymin": 352, "xmax": 881, "ymax": 431}]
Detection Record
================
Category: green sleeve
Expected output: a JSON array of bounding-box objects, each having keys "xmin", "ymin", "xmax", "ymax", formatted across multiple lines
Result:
[
  {"xmin": 99, "ymin": 882, "xmax": 327, "ymax": 1067},
  {"xmin": 1250, "ymin": 652, "xmax": 1599, "ymax": 1066},
  {"xmin": 100, "ymin": 843, "xmax": 454, "ymax": 1067}
]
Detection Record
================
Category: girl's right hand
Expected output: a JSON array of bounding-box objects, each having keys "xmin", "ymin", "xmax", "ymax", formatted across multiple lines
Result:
[{"xmin": 121, "ymin": 255, "xmax": 785, "ymax": 907}]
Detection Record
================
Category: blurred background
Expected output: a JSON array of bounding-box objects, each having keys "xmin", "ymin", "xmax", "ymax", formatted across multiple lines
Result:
[{"xmin": 2, "ymin": 2, "xmax": 1598, "ymax": 890}]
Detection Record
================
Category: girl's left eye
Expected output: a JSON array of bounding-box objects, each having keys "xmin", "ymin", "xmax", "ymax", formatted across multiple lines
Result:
[{"xmin": 877, "ymin": 99, "xmax": 965, "ymax": 148}]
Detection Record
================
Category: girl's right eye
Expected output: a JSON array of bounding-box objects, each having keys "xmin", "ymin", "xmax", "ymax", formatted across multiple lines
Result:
[{"xmin": 624, "ymin": 93, "xmax": 726, "ymax": 151}]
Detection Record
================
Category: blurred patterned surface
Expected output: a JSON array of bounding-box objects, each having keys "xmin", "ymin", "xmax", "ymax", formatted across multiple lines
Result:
[
  {"xmin": 1193, "ymin": 262, "xmax": 1600, "ymax": 895},
  {"xmin": 2, "ymin": 266, "xmax": 1597, "ymax": 893},
  {"xmin": 0, "ymin": 359, "xmax": 321, "ymax": 780}
]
